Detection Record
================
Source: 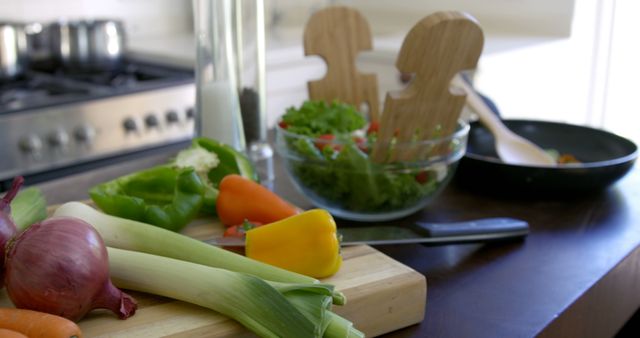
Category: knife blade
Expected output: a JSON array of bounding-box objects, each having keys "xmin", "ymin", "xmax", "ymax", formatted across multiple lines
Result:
[{"xmin": 204, "ymin": 217, "xmax": 529, "ymax": 247}]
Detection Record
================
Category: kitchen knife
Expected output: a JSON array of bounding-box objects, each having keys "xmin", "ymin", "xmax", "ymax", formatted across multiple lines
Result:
[{"xmin": 205, "ymin": 217, "xmax": 529, "ymax": 247}]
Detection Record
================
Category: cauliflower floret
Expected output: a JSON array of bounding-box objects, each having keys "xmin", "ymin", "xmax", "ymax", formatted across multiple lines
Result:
[{"xmin": 174, "ymin": 147, "xmax": 219, "ymax": 175}]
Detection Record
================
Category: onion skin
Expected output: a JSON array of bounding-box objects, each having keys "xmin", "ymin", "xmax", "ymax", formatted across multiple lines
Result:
[
  {"xmin": 0, "ymin": 176, "xmax": 24, "ymax": 289},
  {"xmin": 4, "ymin": 216, "xmax": 137, "ymax": 322}
]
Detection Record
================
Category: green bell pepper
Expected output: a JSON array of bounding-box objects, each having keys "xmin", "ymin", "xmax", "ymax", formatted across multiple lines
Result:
[
  {"xmin": 173, "ymin": 137, "xmax": 258, "ymax": 212},
  {"xmin": 192, "ymin": 137, "xmax": 258, "ymax": 185},
  {"xmin": 89, "ymin": 166, "xmax": 205, "ymax": 232},
  {"xmin": 89, "ymin": 137, "xmax": 258, "ymax": 229}
]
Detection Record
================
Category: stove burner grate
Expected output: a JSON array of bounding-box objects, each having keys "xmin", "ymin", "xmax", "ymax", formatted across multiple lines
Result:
[{"xmin": 0, "ymin": 59, "xmax": 194, "ymax": 114}]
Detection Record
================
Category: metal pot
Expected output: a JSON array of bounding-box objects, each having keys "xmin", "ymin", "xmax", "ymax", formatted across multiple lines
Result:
[
  {"xmin": 49, "ymin": 19, "xmax": 126, "ymax": 71},
  {"xmin": 0, "ymin": 22, "xmax": 28, "ymax": 80}
]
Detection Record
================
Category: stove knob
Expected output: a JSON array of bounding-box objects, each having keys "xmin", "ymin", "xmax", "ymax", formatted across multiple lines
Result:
[
  {"xmin": 18, "ymin": 134, "xmax": 43, "ymax": 154},
  {"xmin": 166, "ymin": 110, "xmax": 179, "ymax": 124},
  {"xmin": 145, "ymin": 114, "xmax": 159, "ymax": 128},
  {"xmin": 74, "ymin": 125, "xmax": 96, "ymax": 143},
  {"xmin": 123, "ymin": 118, "xmax": 138, "ymax": 132},
  {"xmin": 48, "ymin": 129, "xmax": 70, "ymax": 147},
  {"xmin": 186, "ymin": 107, "xmax": 195, "ymax": 119}
]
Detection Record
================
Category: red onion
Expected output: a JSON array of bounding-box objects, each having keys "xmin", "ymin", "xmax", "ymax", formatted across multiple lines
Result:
[
  {"xmin": 4, "ymin": 216, "xmax": 137, "ymax": 322},
  {"xmin": 0, "ymin": 176, "xmax": 24, "ymax": 289}
]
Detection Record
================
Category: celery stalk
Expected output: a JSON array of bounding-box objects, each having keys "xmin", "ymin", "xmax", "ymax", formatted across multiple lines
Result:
[
  {"xmin": 10, "ymin": 187, "xmax": 47, "ymax": 230},
  {"xmin": 53, "ymin": 201, "xmax": 346, "ymax": 305}
]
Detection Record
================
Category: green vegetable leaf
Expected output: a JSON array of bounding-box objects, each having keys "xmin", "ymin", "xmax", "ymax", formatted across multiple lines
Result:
[
  {"xmin": 282, "ymin": 100, "xmax": 366, "ymax": 137},
  {"xmin": 10, "ymin": 187, "xmax": 47, "ymax": 231},
  {"xmin": 191, "ymin": 137, "xmax": 259, "ymax": 187},
  {"xmin": 89, "ymin": 167, "xmax": 206, "ymax": 231},
  {"xmin": 280, "ymin": 99, "xmax": 448, "ymax": 214}
]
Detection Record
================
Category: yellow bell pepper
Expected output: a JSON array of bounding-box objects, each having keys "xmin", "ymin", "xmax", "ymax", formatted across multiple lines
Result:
[{"xmin": 245, "ymin": 209, "xmax": 342, "ymax": 278}]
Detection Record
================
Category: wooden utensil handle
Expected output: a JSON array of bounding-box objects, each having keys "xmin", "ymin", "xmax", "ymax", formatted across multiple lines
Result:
[
  {"xmin": 372, "ymin": 11, "xmax": 484, "ymax": 163},
  {"xmin": 304, "ymin": 6, "xmax": 380, "ymax": 122}
]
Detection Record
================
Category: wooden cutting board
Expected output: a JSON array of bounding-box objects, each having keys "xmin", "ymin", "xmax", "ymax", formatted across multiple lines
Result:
[{"xmin": 0, "ymin": 214, "xmax": 427, "ymax": 337}]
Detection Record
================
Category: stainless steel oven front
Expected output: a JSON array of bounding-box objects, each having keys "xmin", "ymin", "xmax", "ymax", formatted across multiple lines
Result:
[{"xmin": 0, "ymin": 59, "xmax": 196, "ymax": 190}]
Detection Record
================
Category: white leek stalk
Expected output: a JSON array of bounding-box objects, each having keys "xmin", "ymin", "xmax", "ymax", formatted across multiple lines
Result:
[
  {"xmin": 108, "ymin": 247, "xmax": 318, "ymax": 337},
  {"xmin": 53, "ymin": 201, "xmax": 345, "ymax": 304},
  {"xmin": 54, "ymin": 202, "xmax": 364, "ymax": 336},
  {"xmin": 108, "ymin": 247, "xmax": 364, "ymax": 338}
]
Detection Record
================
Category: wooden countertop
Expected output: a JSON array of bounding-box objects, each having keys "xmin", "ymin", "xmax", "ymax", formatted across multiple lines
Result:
[{"xmin": 33, "ymin": 151, "xmax": 640, "ymax": 338}]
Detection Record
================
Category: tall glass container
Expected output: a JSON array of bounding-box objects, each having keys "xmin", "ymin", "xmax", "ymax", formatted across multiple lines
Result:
[
  {"xmin": 194, "ymin": 0, "xmax": 273, "ymax": 184},
  {"xmin": 232, "ymin": 0, "xmax": 274, "ymax": 184},
  {"xmin": 193, "ymin": 0, "xmax": 246, "ymax": 151}
]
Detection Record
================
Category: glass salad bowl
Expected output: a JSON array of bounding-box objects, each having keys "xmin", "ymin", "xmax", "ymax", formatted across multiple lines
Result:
[{"xmin": 275, "ymin": 120, "xmax": 470, "ymax": 222}]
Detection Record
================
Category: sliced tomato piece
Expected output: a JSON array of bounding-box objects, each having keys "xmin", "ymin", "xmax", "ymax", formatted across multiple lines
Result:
[
  {"xmin": 366, "ymin": 121, "xmax": 379, "ymax": 135},
  {"xmin": 415, "ymin": 171, "xmax": 430, "ymax": 184},
  {"xmin": 223, "ymin": 220, "xmax": 262, "ymax": 238},
  {"xmin": 222, "ymin": 220, "xmax": 263, "ymax": 254},
  {"xmin": 367, "ymin": 122, "xmax": 401, "ymax": 138},
  {"xmin": 314, "ymin": 134, "xmax": 343, "ymax": 152},
  {"xmin": 353, "ymin": 136, "xmax": 368, "ymax": 153}
]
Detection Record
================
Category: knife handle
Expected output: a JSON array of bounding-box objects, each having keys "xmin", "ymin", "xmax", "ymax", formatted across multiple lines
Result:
[{"xmin": 413, "ymin": 218, "xmax": 529, "ymax": 238}]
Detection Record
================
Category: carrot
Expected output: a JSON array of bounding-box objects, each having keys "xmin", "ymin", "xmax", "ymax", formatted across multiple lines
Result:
[
  {"xmin": 0, "ymin": 328, "xmax": 28, "ymax": 338},
  {"xmin": 216, "ymin": 174, "xmax": 299, "ymax": 226},
  {"xmin": 0, "ymin": 308, "xmax": 83, "ymax": 338}
]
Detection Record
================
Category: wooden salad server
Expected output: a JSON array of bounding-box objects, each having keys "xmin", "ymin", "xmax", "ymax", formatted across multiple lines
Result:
[
  {"xmin": 303, "ymin": 6, "xmax": 380, "ymax": 122},
  {"xmin": 451, "ymin": 74, "xmax": 556, "ymax": 166},
  {"xmin": 370, "ymin": 11, "xmax": 484, "ymax": 163}
]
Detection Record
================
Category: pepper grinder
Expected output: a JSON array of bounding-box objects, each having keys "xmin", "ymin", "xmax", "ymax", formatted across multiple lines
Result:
[{"xmin": 231, "ymin": 0, "xmax": 274, "ymax": 185}]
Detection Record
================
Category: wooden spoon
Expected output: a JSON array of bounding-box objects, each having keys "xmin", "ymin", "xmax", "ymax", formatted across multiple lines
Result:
[
  {"xmin": 370, "ymin": 12, "xmax": 484, "ymax": 163},
  {"xmin": 303, "ymin": 6, "xmax": 380, "ymax": 122},
  {"xmin": 452, "ymin": 74, "xmax": 556, "ymax": 166}
]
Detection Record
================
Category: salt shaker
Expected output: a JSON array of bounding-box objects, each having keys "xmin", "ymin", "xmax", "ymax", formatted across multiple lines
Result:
[
  {"xmin": 194, "ymin": 0, "xmax": 273, "ymax": 184},
  {"xmin": 193, "ymin": 0, "xmax": 246, "ymax": 151}
]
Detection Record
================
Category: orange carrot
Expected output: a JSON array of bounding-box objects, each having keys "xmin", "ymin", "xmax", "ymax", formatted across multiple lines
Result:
[
  {"xmin": 0, "ymin": 308, "xmax": 83, "ymax": 338},
  {"xmin": 216, "ymin": 174, "xmax": 299, "ymax": 226},
  {"xmin": 0, "ymin": 328, "xmax": 28, "ymax": 338}
]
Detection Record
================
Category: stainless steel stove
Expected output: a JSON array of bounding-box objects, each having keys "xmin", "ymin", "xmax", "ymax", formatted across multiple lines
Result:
[{"xmin": 0, "ymin": 58, "xmax": 195, "ymax": 189}]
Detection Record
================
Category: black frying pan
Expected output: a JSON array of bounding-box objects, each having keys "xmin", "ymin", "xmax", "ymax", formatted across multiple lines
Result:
[{"xmin": 455, "ymin": 120, "xmax": 638, "ymax": 196}]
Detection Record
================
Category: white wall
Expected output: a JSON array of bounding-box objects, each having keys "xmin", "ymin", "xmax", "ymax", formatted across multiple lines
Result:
[
  {"xmin": 597, "ymin": 0, "xmax": 640, "ymax": 142},
  {"xmin": 268, "ymin": 0, "xmax": 576, "ymax": 36},
  {"xmin": 472, "ymin": 0, "xmax": 639, "ymax": 143}
]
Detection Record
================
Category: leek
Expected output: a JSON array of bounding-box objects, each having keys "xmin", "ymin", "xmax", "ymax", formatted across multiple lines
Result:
[
  {"xmin": 325, "ymin": 311, "xmax": 365, "ymax": 338},
  {"xmin": 108, "ymin": 247, "xmax": 318, "ymax": 337},
  {"xmin": 11, "ymin": 187, "xmax": 47, "ymax": 230},
  {"xmin": 108, "ymin": 247, "xmax": 364, "ymax": 338},
  {"xmin": 53, "ymin": 201, "xmax": 345, "ymax": 305},
  {"xmin": 55, "ymin": 202, "xmax": 362, "ymax": 337}
]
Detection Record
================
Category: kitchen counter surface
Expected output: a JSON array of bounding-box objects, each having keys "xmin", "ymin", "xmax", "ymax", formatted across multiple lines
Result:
[{"xmin": 33, "ymin": 150, "xmax": 640, "ymax": 338}]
